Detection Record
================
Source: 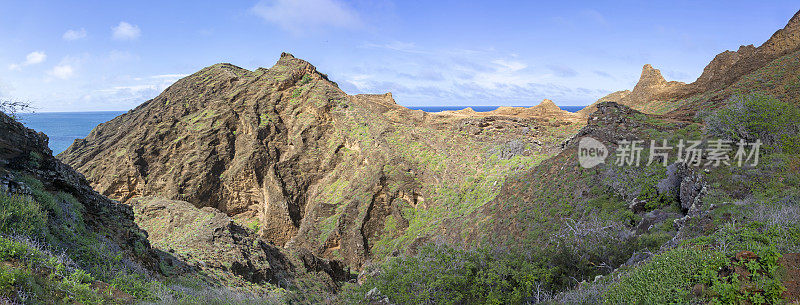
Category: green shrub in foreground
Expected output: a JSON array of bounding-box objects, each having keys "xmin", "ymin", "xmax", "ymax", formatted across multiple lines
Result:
[
  {"xmin": 604, "ymin": 221, "xmax": 791, "ymax": 305},
  {"xmin": 603, "ymin": 247, "xmax": 727, "ymax": 304},
  {"xmin": 704, "ymin": 93, "xmax": 800, "ymax": 154},
  {"xmin": 0, "ymin": 190, "xmax": 47, "ymax": 237},
  {"xmin": 341, "ymin": 244, "xmax": 554, "ymax": 305}
]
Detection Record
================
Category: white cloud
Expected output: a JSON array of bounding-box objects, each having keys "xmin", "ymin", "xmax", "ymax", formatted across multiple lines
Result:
[
  {"xmin": 150, "ymin": 74, "xmax": 189, "ymax": 79},
  {"xmin": 85, "ymin": 73, "xmax": 186, "ymax": 109},
  {"xmin": 8, "ymin": 51, "xmax": 47, "ymax": 70},
  {"xmin": 547, "ymin": 64, "xmax": 579, "ymax": 77},
  {"xmin": 25, "ymin": 52, "xmax": 47, "ymax": 65},
  {"xmin": 339, "ymin": 42, "xmax": 615, "ymax": 106},
  {"xmin": 45, "ymin": 55, "xmax": 88, "ymax": 80},
  {"xmin": 112, "ymin": 22, "xmax": 141, "ymax": 40},
  {"xmin": 48, "ymin": 64, "xmax": 74, "ymax": 79},
  {"xmin": 346, "ymin": 74, "xmax": 373, "ymax": 91},
  {"xmin": 63, "ymin": 28, "xmax": 87, "ymax": 41},
  {"xmin": 251, "ymin": 0, "xmax": 362, "ymax": 34},
  {"xmin": 491, "ymin": 59, "xmax": 527, "ymax": 72},
  {"xmin": 363, "ymin": 41, "xmax": 423, "ymax": 53}
]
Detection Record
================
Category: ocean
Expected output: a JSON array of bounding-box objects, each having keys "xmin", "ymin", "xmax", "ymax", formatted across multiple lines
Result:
[
  {"xmin": 15, "ymin": 105, "xmax": 585, "ymax": 155},
  {"xmin": 16, "ymin": 111, "xmax": 126, "ymax": 155}
]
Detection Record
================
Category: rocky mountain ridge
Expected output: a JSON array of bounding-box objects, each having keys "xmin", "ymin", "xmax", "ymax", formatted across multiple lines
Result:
[
  {"xmin": 443, "ymin": 99, "xmax": 582, "ymax": 122},
  {"xmin": 58, "ymin": 52, "xmax": 584, "ymax": 269},
  {"xmin": 581, "ymin": 10, "xmax": 800, "ymax": 116}
]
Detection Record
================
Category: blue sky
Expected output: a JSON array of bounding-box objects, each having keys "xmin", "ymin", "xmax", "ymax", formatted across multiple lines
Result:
[{"xmin": 0, "ymin": 0, "xmax": 798, "ymax": 112}]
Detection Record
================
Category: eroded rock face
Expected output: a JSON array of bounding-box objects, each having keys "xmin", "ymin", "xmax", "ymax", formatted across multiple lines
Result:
[
  {"xmin": 130, "ymin": 197, "xmax": 293, "ymax": 284},
  {"xmin": 129, "ymin": 196, "xmax": 352, "ymax": 289},
  {"xmin": 58, "ymin": 53, "xmax": 581, "ymax": 268}
]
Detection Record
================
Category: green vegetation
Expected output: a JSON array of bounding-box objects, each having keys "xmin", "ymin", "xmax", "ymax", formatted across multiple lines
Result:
[
  {"xmin": 0, "ymin": 235, "xmax": 112, "ymax": 304},
  {"xmin": 183, "ymin": 109, "xmax": 217, "ymax": 131},
  {"xmin": 0, "ymin": 190, "xmax": 47, "ymax": 236},
  {"xmin": 603, "ymin": 247, "xmax": 726, "ymax": 304},
  {"xmin": 341, "ymin": 244, "xmax": 554, "ymax": 305},
  {"xmin": 705, "ymin": 93, "xmax": 800, "ymax": 153},
  {"xmin": 0, "ymin": 175, "xmax": 302, "ymax": 304},
  {"xmin": 604, "ymin": 221, "xmax": 794, "ymax": 304}
]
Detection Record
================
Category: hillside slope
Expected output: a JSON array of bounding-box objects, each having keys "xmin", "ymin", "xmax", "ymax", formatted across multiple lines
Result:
[{"xmin": 58, "ymin": 53, "xmax": 583, "ymax": 268}]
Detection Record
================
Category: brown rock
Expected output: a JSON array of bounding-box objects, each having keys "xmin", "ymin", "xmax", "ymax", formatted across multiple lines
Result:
[{"xmin": 735, "ymin": 250, "xmax": 758, "ymax": 262}]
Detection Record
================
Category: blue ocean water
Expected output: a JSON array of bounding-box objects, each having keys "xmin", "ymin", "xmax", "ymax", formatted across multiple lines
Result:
[
  {"xmin": 14, "ymin": 105, "xmax": 586, "ymax": 155},
  {"xmin": 408, "ymin": 105, "xmax": 586, "ymax": 113},
  {"xmin": 16, "ymin": 111, "xmax": 126, "ymax": 155}
]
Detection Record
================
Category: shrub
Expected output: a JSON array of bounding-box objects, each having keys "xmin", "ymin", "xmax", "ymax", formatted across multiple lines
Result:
[
  {"xmin": 0, "ymin": 238, "xmax": 28, "ymax": 261},
  {"xmin": 602, "ymin": 247, "xmax": 727, "ymax": 304},
  {"xmin": 0, "ymin": 190, "xmax": 48, "ymax": 237},
  {"xmin": 704, "ymin": 93, "xmax": 800, "ymax": 154},
  {"xmin": 342, "ymin": 243, "xmax": 554, "ymax": 305}
]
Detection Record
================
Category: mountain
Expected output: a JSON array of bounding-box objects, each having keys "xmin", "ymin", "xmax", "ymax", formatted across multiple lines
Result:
[
  {"xmin": 684, "ymin": 10, "xmax": 800, "ymax": 95},
  {"xmin": 51, "ymin": 10, "xmax": 800, "ymax": 304},
  {"xmin": 58, "ymin": 52, "xmax": 583, "ymax": 269},
  {"xmin": 580, "ymin": 10, "xmax": 800, "ymax": 116}
]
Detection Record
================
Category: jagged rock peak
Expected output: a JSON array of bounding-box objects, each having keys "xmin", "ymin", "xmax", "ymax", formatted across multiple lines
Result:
[
  {"xmin": 536, "ymin": 99, "xmax": 561, "ymax": 111},
  {"xmin": 636, "ymin": 64, "xmax": 667, "ymax": 88},
  {"xmin": 629, "ymin": 64, "xmax": 684, "ymax": 102}
]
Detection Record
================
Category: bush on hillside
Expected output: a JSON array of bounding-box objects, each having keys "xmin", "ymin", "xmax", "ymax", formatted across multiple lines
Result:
[
  {"xmin": 704, "ymin": 94, "xmax": 800, "ymax": 154},
  {"xmin": 340, "ymin": 243, "xmax": 555, "ymax": 305}
]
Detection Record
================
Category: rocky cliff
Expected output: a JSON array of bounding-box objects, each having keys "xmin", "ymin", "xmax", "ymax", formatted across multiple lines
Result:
[
  {"xmin": 58, "ymin": 53, "xmax": 583, "ymax": 268},
  {"xmin": 0, "ymin": 110, "xmax": 169, "ymax": 302},
  {"xmin": 579, "ymin": 10, "xmax": 800, "ymax": 116},
  {"xmin": 685, "ymin": 10, "xmax": 800, "ymax": 94},
  {"xmin": 0, "ymin": 111, "xmax": 161, "ymax": 270}
]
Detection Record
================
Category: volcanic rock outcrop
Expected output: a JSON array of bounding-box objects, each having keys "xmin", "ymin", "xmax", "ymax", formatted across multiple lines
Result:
[{"xmin": 58, "ymin": 53, "xmax": 582, "ymax": 268}]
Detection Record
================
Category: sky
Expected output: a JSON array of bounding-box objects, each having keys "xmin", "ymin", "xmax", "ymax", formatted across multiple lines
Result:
[{"xmin": 0, "ymin": 1, "xmax": 798, "ymax": 112}]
